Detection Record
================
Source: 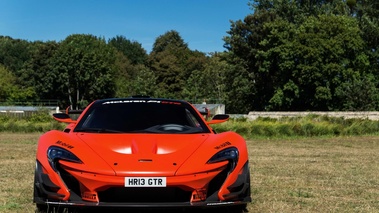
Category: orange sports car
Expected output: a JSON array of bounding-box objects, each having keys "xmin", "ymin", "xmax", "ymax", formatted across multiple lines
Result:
[{"xmin": 33, "ymin": 97, "xmax": 251, "ymax": 212}]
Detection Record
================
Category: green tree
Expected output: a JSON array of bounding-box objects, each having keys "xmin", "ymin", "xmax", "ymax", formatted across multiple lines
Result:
[
  {"xmin": 51, "ymin": 34, "xmax": 117, "ymax": 109},
  {"xmin": 19, "ymin": 41, "xmax": 62, "ymax": 101},
  {"xmin": 224, "ymin": 9, "xmax": 277, "ymax": 111},
  {"xmin": 354, "ymin": 0, "xmax": 379, "ymax": 99},
  {"xmin": 148, "ymin": 30, "xmax": 192, "ymax": 98},
  {"xmin": 114, "ymin": 52, "xmax": 158, "ymax": 97},
  {"xmin": 225, "ymin": 0, "xmax": 371, "ymax": 111},
  {"xmin": 0, "ymin": 64, "xmax": 36, "ymax": 103},
  {"xmin": 0, "ymin": 36, "xmax": 32, "ymax": 74},
  {"xmin": 108, "ymin": 35, "xmax": 147, "ymax": 65},
  {"xmin": 183, "ymin": 53, "xmax": 228, "ymax": 104},
  {"xmin": 223, "ymin": 53, "xmax": 254, "ymax": 113},
  {"xmin": 335, "ymin": 73, "xmax": 379, "ymax": 110},
  {"xmin": 0, "ymin": 65, "xmax": 16, "ymax": 101},
  {"xmin": 127, "ymin": 65, "xmax": 158, "ymax": 97},
  {"xmin": 258, "ymin": 15, "xmax": 369, "ymax": 110}
]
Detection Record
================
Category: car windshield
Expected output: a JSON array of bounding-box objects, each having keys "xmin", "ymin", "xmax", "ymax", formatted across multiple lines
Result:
[{"xmin": 74, "ymin": 100, "xmax": 210, "ymax": 134}]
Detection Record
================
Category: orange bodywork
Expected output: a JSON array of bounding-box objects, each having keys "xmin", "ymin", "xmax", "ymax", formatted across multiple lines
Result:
[{"xmin": 33, "ymin": 98, "xmax": 251, "ymax": 208}]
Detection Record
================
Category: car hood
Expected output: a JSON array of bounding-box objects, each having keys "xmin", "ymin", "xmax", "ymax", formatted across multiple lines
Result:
[{"xmin": 76, "ymin": 133, "xmax": 209, "ymax": 176}]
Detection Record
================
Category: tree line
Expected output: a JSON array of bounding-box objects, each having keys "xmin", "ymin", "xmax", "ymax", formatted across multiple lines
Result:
[{"xmin": 1, "ymin": 0, "xmax": 379, "ymax": 113}]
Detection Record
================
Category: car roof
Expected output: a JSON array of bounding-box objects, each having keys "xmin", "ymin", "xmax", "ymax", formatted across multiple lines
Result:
[{"xmin": 92, "ymin": 97, "xmax": 190, "ymax": 106}]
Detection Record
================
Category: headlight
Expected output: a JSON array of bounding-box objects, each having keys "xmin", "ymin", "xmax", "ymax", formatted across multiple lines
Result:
[
  {"xmin": 47, "ymin": 146, "xmax": 82, "ymax": 171},
  {"xmin": 207, "ymin": 147, "xmax": 239, "ymax": 172}
]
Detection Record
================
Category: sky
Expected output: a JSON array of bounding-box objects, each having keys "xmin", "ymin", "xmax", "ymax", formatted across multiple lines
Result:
[{"xmin": 0, "ymin": 0, "xmax": 252, "ymax": 53}]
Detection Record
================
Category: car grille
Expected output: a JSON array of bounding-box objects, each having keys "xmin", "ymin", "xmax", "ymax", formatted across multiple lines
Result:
[
  {"xmin": 98, "ymin": 187, "xmax": 192, "ymax": 203},
  {"xmin": 206, "ymin": 168, "xmax": 228, "ymax": 200},
  {"xmin": 57, "ymin": 164, "xmax": 82, "ymax": 201},
  {"xmin": 57, "ymin": 163, "xmax": 232, "ymax": 203}
]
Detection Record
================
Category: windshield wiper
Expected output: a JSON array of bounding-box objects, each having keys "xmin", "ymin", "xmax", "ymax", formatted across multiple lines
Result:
[{"xmin": 75, "ymin": 128, "xmax": 123, "ymax": 133}]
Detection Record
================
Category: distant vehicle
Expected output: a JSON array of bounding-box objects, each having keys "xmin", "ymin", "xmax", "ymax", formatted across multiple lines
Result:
[{"xmin": 33, "ymin": 97, "xmax": 251, "ymax": 212}]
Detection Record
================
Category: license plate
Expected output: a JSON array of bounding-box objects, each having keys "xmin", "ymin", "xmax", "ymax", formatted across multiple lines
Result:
[{"xmin": 125, "ymin": 177, "xmax": 167, "ymax": 187}]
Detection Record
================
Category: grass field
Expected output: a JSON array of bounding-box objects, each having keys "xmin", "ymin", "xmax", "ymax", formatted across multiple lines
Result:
[{"xmin": 0, "ymin": 133, "xmax": 378, "ymax": 212}]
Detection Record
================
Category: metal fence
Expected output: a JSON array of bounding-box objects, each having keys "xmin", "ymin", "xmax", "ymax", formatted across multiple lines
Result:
[
  {"xmin": 187, "ymin": 99, "xmax": 224, "ymax": 105},
  {"xmin": 0, "ymin": 106, "xmax": 59, "ymax": 119},
  {"xmin": 0, "ymin": 100, "xmax": 58, "ymax": 107}
]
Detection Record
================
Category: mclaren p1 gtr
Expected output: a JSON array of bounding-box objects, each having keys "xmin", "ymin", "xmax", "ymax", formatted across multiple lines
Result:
[{"xmin": 33, "ymin": 97, "xmax": 251, "ymax": 212}]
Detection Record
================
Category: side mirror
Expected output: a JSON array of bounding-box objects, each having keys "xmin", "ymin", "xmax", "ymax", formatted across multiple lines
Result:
[
  {"xmin": 53, "ymin": 113, "xmax": 77, "ymax": 124},
  {"xmin": 207, "ymin": 114, "xmax": 229, "ymax": 125}
]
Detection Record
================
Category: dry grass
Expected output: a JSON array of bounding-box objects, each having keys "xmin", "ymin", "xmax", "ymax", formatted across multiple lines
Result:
[
  {"xmin": 0, "ymin": 133, "xmax": 379, "ymax": 212},
  {"xmin": 247, "ymin": 137, "xmax": 379, "ymax": 212},
  {"xmin": 0, "ymin": 133, "xmax": 40, "ymax": 212}
]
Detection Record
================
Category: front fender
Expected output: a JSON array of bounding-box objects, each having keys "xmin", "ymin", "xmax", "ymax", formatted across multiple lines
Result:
[{"xmin": 175, "ymin": 132, "xmax": 249, "ymax": 201}]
